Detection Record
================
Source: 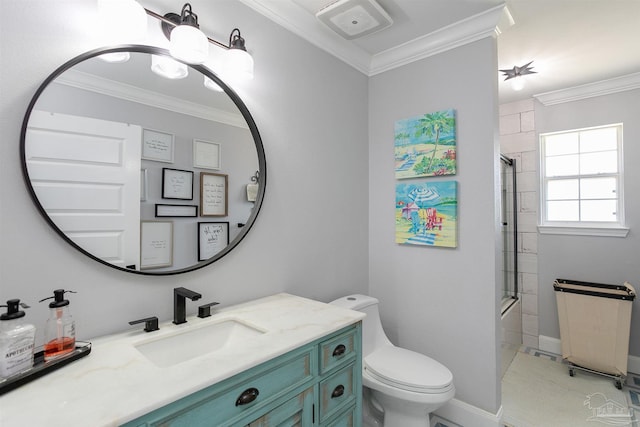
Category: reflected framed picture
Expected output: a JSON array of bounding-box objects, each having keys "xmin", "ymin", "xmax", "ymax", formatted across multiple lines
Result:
[
  {"xmin": 200, "ymin": 172, "xmax": 228, "ymax": 216},
  {"xmin": 140, "ymin": 221, "xmax": 173, "ymax": 269},
  {"xmin": 142, "ymin": 128, "xmax": 174, "ymax": 163},
  {"xmin": 198, "ymin": 222, "xmax": 229, "ymax": 261},
  {"xmin": 155, "ymin": 204, "xmax": 198, "ymax": 217},
  {"xmin": 140, "ymin": 168, "xmax": 148, "ymax": 201},
  {"xmin": 193, "ymin": 139, "xmax": 221, "ymax": 170},
  {"xmin": 162, "ymin": 168, "xmax": 194, "ymax": 200}
]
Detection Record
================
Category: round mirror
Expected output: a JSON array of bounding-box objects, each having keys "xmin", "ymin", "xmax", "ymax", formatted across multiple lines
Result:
[{"xmin": 21, "ymin": 45, "xmax": 266, "ymax": 275}]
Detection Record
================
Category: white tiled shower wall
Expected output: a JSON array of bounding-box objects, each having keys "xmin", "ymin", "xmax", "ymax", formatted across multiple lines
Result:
[{"xmin": 499, "ymin": 99, "xmax": 539, "ymax": 349}]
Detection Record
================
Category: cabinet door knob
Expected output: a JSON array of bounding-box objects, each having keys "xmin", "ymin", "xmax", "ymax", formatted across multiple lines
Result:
[
  {"xmin": 332, "ymin": 344, "xmax": 346, "ymax": 357},
  {"xmin": 235, "ymin": 387, "xmax": 260, "ymax": 406},
  {"xmin": 331, "ymin": 384, "xmax": 345, "ymax": 399}
]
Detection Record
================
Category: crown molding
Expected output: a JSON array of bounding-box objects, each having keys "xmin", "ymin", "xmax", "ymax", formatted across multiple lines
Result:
[
  {"xmin": 54, "ymin": 69, "xmax": 248, "ymax": 129},
  {"xmin": 534, "ymin": 72, "xmax": 640, "ymax": 106},
  {"xmin": 238, "ymin": 0, "xmax": 507, "ymax": 76},
  {"xmin": 369, "ymin": 4, "xmax": 507, "ymax": 75}
]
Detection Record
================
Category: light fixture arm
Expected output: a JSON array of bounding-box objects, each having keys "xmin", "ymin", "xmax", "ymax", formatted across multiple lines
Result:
[{"xmin": 144, "ymin": 7, "xmax": 229, "ymax": 50}]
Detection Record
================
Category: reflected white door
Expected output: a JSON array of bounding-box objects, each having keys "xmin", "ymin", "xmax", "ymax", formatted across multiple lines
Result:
[{"xmin": 26, "ymin": 110, "xmax": 141, "ymax": 269}]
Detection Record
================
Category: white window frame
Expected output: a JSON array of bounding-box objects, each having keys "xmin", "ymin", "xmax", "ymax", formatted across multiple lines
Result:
[{"xmin": 538, "ymin": 123, "xmax": 629, "ymax": 237}]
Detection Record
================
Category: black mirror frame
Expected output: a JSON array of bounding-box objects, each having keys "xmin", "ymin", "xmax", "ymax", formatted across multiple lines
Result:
[{"xmin": 20, "ymin": 45, "xmax": 267, "ymax": 275}]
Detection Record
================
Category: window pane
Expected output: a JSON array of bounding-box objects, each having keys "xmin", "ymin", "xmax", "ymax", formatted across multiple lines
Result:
[
  {"xmin": 580, "ymin": 128, "xmax": 617, "ymax": 153},
  {"xmin": 547, "ymin": 201, "xmax": 579, "ymax": 221},
  {"xmin": 580, "ymin": 177, "xmax": 617, "ymax": 200},
  {"xmin": 580, "ymin": 151, "xmax": 617, "ymax": 174},
  {"xmin": 581, "ymin": 200, "xmax": 617, "ymax": 222},
  {"xmin": 545, "ymin": 133, "xmax": 578, "ymax": 156},
  {"xmin": 546, "ymin": 154, "xmax": 578, "ymax": 177},
  {"xmin": 547, "ymin": 179, "xmax": 578, "ymax": 200}
]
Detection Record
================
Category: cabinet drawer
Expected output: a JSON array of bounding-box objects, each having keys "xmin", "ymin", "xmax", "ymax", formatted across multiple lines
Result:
[
  {"xmin": 246, "ymin": 387, "xmax": 314, "ymax": 427},
  {"xmin": 318, "ymin": 363, "xmax": 356, "ymax": 423},
  {"xmin": 323, "ymin": 407, "xmax": 354, "ymax": 427},
  {"xmin": 129, "ymin": 349, "xmax": 313, "ymax": 427},
  {"xmin": 319, "ymin": 327, "xmax": 357, "ymax": 374}
]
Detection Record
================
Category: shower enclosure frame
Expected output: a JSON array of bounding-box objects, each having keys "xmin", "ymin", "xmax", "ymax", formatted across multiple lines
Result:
[{"xmin": 501, "ymin": 154, "xmax": 519, "ymax": 313}]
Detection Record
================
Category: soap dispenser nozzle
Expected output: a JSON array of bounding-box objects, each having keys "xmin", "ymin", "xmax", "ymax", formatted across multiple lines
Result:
[
  {"xmin": 0, "ymin": 299, "xmax": 30, "ymax": 320},
  {"xmin": 39, "ymin": 289, "xmax": 77, "ymax": 307}
]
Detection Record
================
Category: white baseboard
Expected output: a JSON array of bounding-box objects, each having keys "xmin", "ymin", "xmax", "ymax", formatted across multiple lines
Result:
[
  {"xmin": 538, "ymin": 335, "xmax": 640, "ymax": 375},
  {"xmin": 538, "ymin": 335, "xmax": 562, "ymax": 355},
  {"xmin": 433, "ymin": 398, "xmax": 502, "ymax": 427}
]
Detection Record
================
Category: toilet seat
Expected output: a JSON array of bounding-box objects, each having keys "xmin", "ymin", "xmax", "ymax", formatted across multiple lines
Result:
[{"xmin": 364, "ymin": 346, "xmax": 453, "ymax": 394}]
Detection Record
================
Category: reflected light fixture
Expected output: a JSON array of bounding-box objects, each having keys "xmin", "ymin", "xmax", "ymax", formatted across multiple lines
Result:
[
  {"xmin": 500, "ymin": 61, "xmax": 536, "ymax": 91},
  {"xmin": 151, "ymin": 54, "xmax": 189, "ymax": 79}
]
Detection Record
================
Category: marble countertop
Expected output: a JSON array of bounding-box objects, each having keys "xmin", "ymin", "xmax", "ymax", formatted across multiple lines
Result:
[{"xmin": 0, "ymin": 293, "xmax": 364, "ymax": 427}]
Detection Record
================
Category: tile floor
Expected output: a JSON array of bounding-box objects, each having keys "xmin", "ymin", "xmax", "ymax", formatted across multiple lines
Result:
[{"xmin": 430, "ymin": 346, "xmax": 640, "ymax": 427}]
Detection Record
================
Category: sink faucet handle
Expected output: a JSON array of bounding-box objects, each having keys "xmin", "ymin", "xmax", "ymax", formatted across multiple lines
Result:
[
  {"xmin": 198, "ymin": 302, "xmax": 220, "ymax": 318},
  {"xmin": 129, "ymin": 316, "xmax": 159, "ymax": 332}
]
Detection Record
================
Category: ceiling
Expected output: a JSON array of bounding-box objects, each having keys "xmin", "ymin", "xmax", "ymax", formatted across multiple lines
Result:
[{"xmin": 237, "ymin": 0, "xmax": 640, "ymax": 104}]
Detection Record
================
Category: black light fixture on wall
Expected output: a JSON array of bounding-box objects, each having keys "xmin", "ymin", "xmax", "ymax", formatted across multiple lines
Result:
[{"xmin": 98, "ymin": 0, "xmax": 254, "ymax": 84}]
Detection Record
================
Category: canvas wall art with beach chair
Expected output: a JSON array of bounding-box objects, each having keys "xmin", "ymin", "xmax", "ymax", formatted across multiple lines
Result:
[{"xmin": 395, "ymin": 181, "xmax": 458, "ymax": 248}]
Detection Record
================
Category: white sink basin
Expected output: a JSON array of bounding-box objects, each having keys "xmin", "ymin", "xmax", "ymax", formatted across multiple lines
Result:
[{"xmin": 134, "ymin": 319, "xmax": 265, "ymax": 368}]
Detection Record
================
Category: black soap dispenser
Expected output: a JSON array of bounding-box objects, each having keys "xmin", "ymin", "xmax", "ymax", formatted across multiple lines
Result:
[{"xmin": 40, "ymin": 290, "xmax": 76, "ymax": 361}]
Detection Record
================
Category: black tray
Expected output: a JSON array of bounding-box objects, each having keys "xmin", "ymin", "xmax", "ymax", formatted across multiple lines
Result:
[{"xmin": 0, "ymin": 341, "xmax": 91, "ymax": 396}]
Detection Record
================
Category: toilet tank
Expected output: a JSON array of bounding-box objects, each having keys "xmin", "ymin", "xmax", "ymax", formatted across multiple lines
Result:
[{"xmin": 330, "ymin": 294, "xmax": 392, "ymax": 357}]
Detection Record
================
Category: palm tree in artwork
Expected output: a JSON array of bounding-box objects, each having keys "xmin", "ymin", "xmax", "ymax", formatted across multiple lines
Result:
[{"xmin": 415, "ymin": 111, "xmax": 455, "ymax": 174}]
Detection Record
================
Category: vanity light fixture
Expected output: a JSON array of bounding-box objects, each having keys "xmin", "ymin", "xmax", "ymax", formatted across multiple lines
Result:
[
  {"xmin": 223, "ymin": 29, "xmax": 254, "ymax": 81},
  {"xmin": 500, "ymin": 61, "xmax": 536, "ymax": 91},
  {"xmin": 148, "ymin": 3, "xmax": 254, "ymax": 82},
  {"xmin": 98, "ymin": 2, "xmax": 255, "ymax": 84},
  {"xmin": 166, "ymin": 3, "xmax": 208, "ymax": 64}
]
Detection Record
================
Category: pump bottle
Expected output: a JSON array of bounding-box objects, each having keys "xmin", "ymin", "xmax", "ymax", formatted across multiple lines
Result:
[
  {"xmin": 0, "ymin": 299, "xmax": 36, "ymax": 378},
  {"xmin": 40, "ymin": 289, "xmax": 76, "ymax": 361}
]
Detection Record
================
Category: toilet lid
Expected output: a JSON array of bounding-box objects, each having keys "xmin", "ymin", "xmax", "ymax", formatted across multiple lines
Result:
[{"xmin": 364, "ymin": 346, "xmax": 453, "ymax": 393}]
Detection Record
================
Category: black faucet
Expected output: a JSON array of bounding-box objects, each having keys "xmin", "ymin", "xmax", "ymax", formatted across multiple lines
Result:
[{"xmin": 173, "ymin": 287, "xmax": 202, "ymax": 325}]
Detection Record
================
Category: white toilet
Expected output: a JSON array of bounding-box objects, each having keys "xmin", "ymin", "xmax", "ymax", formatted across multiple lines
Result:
[{"xmin": 330, "ymin": 294, "xmax": 455, "ymax": 427}]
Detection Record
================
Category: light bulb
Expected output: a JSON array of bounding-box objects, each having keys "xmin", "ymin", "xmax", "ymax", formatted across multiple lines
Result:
[
  {"xmin": 97, "ymin": 0, "xmax": 147, "ymax": 48},
  {"xmin": 169, "ymin": 25, "xmax": 208, "ymax": 64},
  {"xmin": 511, "ymin": 76, "xmax": 524, "ymax": 91},
  {"xmin": 223, "ymin": 49, "xmax": 254, "ymax": 81}
]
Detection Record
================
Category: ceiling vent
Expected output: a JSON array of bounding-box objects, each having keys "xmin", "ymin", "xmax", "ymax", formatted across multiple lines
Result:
[{"xmin": 316, "ymin": 0, "xmax": 393, "ymax": 40}]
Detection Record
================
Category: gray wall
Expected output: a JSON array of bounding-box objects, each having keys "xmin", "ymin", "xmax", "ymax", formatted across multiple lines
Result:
[
  {"xmin": 536, "ymin": 89, "xmax": 640, "ymax": 356},
  {"xmin": 1, "ymin": 0, "xmax": 368, "ymax": 341},
  {"xmin": 368, "ymin": 38, "xmax": 502, "ymax": 413}
]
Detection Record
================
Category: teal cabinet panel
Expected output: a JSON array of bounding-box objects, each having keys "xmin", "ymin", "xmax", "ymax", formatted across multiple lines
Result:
[
  {"xmin": 246, "ymin": 387, "xmax": 314, "ymax": 427},
  {"xmin": 318, "ymin": 364, "xmax": 356, "ymax": 423},
  {"xmin": 323, "ymin": 407, "xmax": 355, "ymax": 427},
  {"xmin": 121, "ymin": 323, "xmax": 361, "ymax": 427}
]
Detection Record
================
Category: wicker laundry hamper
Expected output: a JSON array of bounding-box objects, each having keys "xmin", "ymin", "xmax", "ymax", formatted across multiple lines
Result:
[{"xmin": 554, "ymin": 278, "xmax": 636, "ymax": 389}]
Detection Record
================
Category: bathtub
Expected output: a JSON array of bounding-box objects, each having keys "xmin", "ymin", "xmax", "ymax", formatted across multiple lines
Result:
[{"xmin": 500, "ymin": 297, "xmax": 522, "ymax": 378}]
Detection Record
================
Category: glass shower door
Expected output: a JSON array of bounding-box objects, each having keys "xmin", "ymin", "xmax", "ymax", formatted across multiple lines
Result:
[{"xmin": 501, "ymin": 155, "xmax": 518, "ymax": 312}]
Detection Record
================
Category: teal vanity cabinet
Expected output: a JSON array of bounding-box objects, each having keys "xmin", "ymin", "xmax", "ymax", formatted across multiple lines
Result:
[{"xmin": 121, "ymin": 323, "xmax": 362, "ymax": 427}]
